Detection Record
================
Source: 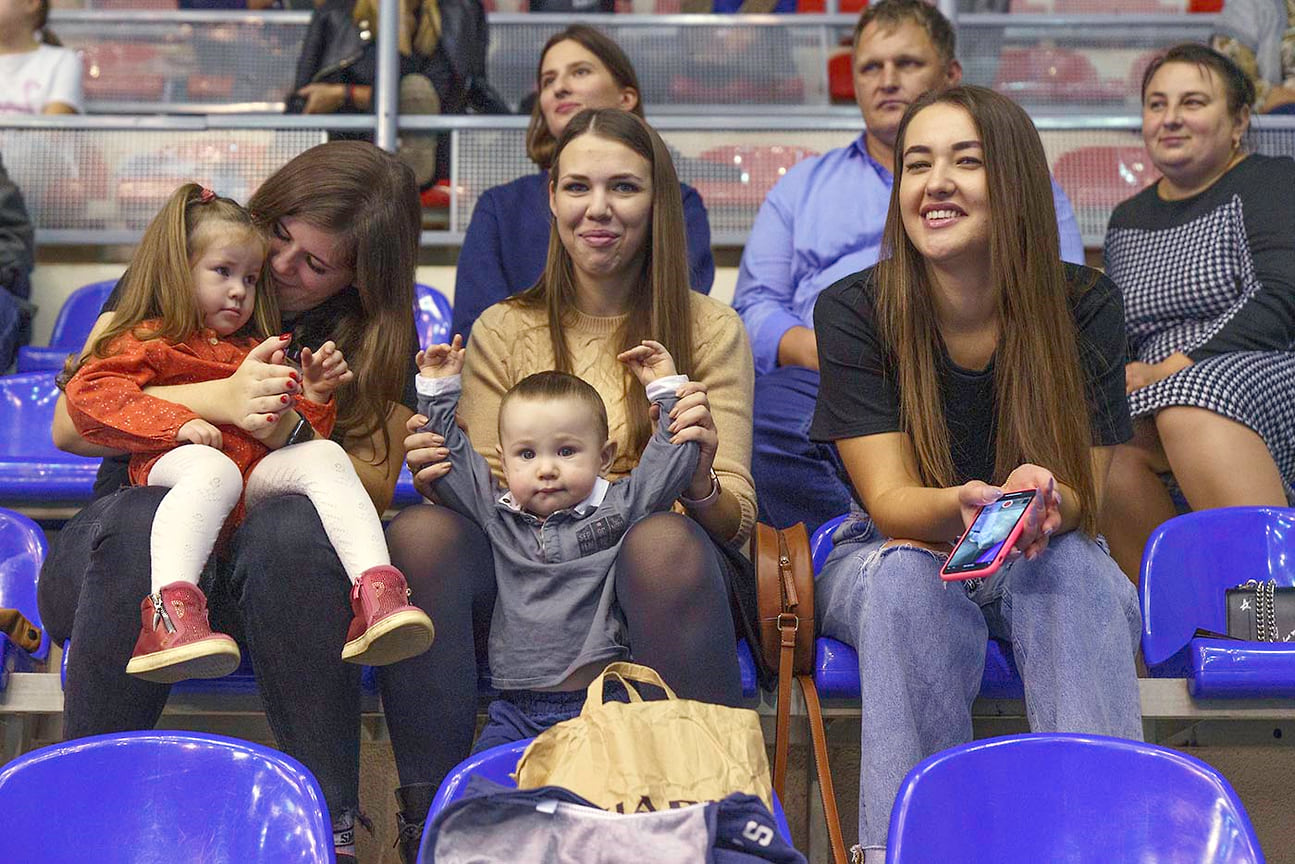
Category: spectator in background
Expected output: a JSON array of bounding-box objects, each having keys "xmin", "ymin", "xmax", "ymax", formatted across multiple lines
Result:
[
  {"xmin": 288, "ymin": 0, "xmax": 506, "ymax": 188},
  {"xmin": 1211, "ymin": 0, "xmax": 1295, "ymax": 114},
  {"xmin": 732, "ymin": 0, "xmax": 1084, "ymax": 534},
  {"xmin": 450, "ymin": 25, "xmax": 714, "ymax": 342},
  {"xmin": 0, "ymin": 0, "xmax": 83, "ymax": 115},
  {"xmin": 1101, "ymin": 44, "xmax": 1295, "ymax": 580},
  {"xmin": 0, "ymin": 153, "xmax": 35, "ymax": 372}
]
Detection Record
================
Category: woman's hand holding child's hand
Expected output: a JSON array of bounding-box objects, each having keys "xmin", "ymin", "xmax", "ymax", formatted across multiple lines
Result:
[
  {"xmin": 177, "ymin": 418, "xmax": 223, "ymax": 449},
  {"xmin": 617, "ymin": 339, "xmax": 677, "ymax": 386},
  {"xmin": 417, "ymin": 335, "xmax": 466, "ymax": 379},
  {"xmin": 300, "ymin": 340, "xmax": 354, "ymax": 403},
  {"xmin": 228, "ymin": 334, "xmax": 299, "ymax": 435}
]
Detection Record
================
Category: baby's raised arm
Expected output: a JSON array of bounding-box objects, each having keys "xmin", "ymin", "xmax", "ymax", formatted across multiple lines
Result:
[{"xmin": 416, "ymin": 334, "xmax": 466, "ymax": 380}]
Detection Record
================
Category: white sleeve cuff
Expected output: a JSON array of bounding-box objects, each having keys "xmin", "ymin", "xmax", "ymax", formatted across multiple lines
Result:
[
  {"xmin": 415, "ymin": 373, "xmax": 462, "ymax": 398},
  {"xmin": 645, "ymin": 374, "xmax": 689, "ymax": 402}
]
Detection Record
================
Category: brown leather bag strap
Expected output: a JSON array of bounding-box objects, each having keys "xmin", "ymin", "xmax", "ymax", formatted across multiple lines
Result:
[
  {"xmin": 800, "ymin": 674, "xmax": 849, "ymax": 864},
  {"xmin": 771, "ymin": 607, "xmax": 797, "ymax": 799}
]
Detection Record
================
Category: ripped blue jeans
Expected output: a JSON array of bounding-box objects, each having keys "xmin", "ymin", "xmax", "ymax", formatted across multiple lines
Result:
[{"xmin": 815, "ymin": 515, "xmax": 1143, "ymax": 852}]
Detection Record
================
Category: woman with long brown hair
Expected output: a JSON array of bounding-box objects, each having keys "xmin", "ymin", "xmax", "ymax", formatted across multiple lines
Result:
[
  {"xmin": 809, "ymin": 86, "xmax": 1142, "ymax": 860},
  {"xmin": 387, "ymin": 107, "xmax": 754, "ymax": 859},
  {"xmin": 39, "ymin": 140, "xmax": 421, "ymax": 864},
  {"xmin": 450, "ymin": 23, "xmax": 714, "ymax": 341}
]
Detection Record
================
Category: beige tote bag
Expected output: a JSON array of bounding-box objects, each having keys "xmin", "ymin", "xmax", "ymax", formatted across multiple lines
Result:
[{"xmin": 513, "ymin": 662, "xmax": 773, "ymax": 813}]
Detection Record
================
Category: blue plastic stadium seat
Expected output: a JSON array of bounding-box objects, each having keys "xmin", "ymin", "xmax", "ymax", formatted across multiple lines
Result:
[
  {"xmin": 809, "ymin": 513, "xmax": 1025, "ymax": 700},
  {"xmin": 887, "ymin": 733, "xmax": 1263, "ymax": 863},
  {"xmin": 0, "ymin": 507, "xmax": 47, "ymax": 691},
  {"xmin": 0, "ymin": 731, "xmax": 335, "ymax": 863},
  {"xmin": 15, "ymin": 279, "xmax": 117, "ymax": 373},
  {"xmin": 0, "ymin": 372, "xmax": 100, "ymax": 505},
  {"xmin": 422, "ymin": 739, "xmax": 794, "ymax": 863},
  {"xmin": 414, "ymin": 282, "xmax": 452, "ymax": 350},
  {"xmin": 1141, "ymin": 506, "xmax": 1295, "ymax": 698}
]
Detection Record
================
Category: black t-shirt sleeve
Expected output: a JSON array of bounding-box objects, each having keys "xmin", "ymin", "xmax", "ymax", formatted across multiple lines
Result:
[
  {"xmin": 810, "ymin": 269, "xmax": 902, "ymax": 442},
  {"xmin": 1070, "ymin": 266, "xmax": 1133, "ymax": 446},
  {"xmin": 1190, "ymin": 156, "xmax": 1295, "ymax": 360},
  {"xmin": 102, "ymin": 276, "xmax": 124, "ymax": 312}
]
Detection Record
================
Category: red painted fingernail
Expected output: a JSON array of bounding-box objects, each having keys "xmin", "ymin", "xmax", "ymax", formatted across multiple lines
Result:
[
  {"xmin": 280, "ymin": 333, "xmax": 291, "ymax": 340},
  {"xmin": 265, "ymin": 415, "xmax": 275, "ymax": 423},
  {"xmin": 280, "ymin": 395, "xmax": 289, "ymax": 404},
  {"xmin": 286, "ymin": 380, "xmax": 297, "ymax": 390}
]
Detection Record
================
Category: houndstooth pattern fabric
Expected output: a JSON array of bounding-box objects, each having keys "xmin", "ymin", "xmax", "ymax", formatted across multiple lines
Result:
[{"xmin": 1107, "ymin": 194, "xmax": 1295, "ymax": 502}]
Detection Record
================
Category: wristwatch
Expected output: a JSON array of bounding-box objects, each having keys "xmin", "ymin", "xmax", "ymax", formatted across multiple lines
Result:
[
  {"xmin": 284, "ymin": 414, "xmax": 316, "ymax": 447},
  {"xmin": 679, "ymin": 469, "xmax": 721, "ymax": 508}
]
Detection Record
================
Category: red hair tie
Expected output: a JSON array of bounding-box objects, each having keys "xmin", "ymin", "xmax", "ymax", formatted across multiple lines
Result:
[{"xmin": 198, "ymin": 187, "xmax": 216, "ymax": 203}]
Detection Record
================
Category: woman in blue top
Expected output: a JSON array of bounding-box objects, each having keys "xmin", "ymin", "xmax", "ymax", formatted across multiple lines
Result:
[{"xmin": 450, "ymin": 24, "xmax": 715, "ymax": 340}]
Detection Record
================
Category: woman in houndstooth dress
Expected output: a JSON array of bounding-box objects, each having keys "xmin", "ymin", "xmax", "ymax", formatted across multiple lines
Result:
[{"xmin": 1102, "ymin": 43, "xmax": 1295, "ymax": 581}]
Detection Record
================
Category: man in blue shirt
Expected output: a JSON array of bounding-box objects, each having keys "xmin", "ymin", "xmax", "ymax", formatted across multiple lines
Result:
[{"xmin": 733, "ymin": 0, "xmax": 1085, "ymax": 532}]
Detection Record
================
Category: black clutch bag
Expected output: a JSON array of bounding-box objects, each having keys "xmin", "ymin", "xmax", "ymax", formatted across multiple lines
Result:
[{"xmin": 1225, "ymin": 579, "xmax": 1295, "ymax": 642}]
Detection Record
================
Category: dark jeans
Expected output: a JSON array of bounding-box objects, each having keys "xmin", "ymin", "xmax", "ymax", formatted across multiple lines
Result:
[
  {"xmin": 38, "ymin": 486, "xmax": 363, "ymax": 819},
  {"xmin": 751, "ymin": 365, "xmax": 853, "ymax": 534}
]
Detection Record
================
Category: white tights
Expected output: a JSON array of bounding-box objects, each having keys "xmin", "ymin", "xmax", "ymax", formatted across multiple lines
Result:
[{"xmin": 146, "ymin": 439, "xmax": 390, "ymax": 593}]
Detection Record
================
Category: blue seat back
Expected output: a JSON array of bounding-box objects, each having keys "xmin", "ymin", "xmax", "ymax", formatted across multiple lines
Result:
[
  {"xmin": 0, "ymin": 507, "xmax": 48, "ymax": 661},
  {"xmin": 887, "ymin": 733, "xmax": 1263, "ymax": 863},
  {"xmin": 0, "ymin": 372, "xmax": 100, "ymax": 504},
  {"xmin": 422, "ymin": 739, "xmax": 794, "ymax": 863},
  {"xmin": 414, "ymin": 283, "xmax": 452, "ymax": 350},
  {"xmin": 48, "ymin": 280, "xmax": 117, "ymax": 350},
  {"xmin": 16, "ymin": 279, "xmax": 117, "ymax": 373},
  {"xmin": 0, "ymin": 731, "xmax": 335, "ymax": 863},
  {"xmin": 1141, "ymin": 507, "xmax": 1295, "ymax": 672}
]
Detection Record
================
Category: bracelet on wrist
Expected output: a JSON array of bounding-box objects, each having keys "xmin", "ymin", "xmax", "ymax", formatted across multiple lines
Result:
[{"xmin": 679, "ymin": 469, "xmax": 721, "ymax": 509}]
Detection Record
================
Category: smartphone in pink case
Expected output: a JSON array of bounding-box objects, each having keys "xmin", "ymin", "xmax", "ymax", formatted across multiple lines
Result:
[{"xmin": 940, "ymin": 489, "xmax": 1038, "ymax": 581}]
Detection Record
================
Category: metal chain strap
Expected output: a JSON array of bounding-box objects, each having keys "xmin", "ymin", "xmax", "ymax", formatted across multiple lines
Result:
[{"xmin": 1239, "ymin": 579, "xmax": 1280, "ymax": 642}]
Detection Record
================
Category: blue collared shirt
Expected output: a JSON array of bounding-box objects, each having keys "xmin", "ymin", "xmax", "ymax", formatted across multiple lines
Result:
[{"xmin": 734, "ymin": 134, "xmax": 1087, "ymax": 375}]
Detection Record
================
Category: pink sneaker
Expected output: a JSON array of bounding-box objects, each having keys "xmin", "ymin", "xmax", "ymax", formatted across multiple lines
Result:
[
  {"xmin": 125, "ymin": 582, "xmax": 241, "ymax": 683},
  {"xmin": 341, "ymin": 566, "xmax": 435, "ymax": 666}
]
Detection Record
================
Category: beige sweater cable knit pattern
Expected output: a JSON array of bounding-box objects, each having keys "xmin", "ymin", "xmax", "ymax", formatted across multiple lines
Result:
[{"xmin": 460, "ymin": 291, "xmax": 756, "ymax": 547}]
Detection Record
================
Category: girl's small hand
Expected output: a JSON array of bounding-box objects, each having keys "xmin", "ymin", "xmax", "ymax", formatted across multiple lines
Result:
[
  {"xmin": 300, "ymin": 341, "xmax": 354, "ymax": 403},
  {"xmin": 228, "ymin": 334, "xmax": 299, "ymax": 432},
  {"xmin": 618, "ymin": 340, "xmax": 678, "ymax": 387},
  {"xmin": 177, "ymin": 418, "xmax": 223, "ymax": 449},
  {"xmin": 403, "ymin": 412, "xmax": 451, "ymax": 500},
  {"xmin": 416, "ymin": 335, "xmax": 465, "ymax": 379}
]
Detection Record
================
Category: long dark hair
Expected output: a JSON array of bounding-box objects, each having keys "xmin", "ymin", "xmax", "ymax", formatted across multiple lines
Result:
[
  {"xmin": 512, "ymin": 108, "xmax": 692, "ymax": 459},
  {"xmin": 526, "ymin": 25, "xmax": 644, "ymax": 171},
  {"xmin": 874, "ymin": 86, "xmax": 1099, "ymax": 534},
  {"xmin": 249, "ymin": 140, "xmax": 419, "ymax": 458}
]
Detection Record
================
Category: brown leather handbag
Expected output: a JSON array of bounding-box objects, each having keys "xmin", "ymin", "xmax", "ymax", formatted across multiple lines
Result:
[{"xmin": 752, "ymin": 522, "xmax": 848, "ymax": 864}]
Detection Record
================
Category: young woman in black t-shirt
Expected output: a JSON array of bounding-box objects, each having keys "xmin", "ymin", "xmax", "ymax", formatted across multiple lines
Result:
[{"xmin": 809, "ymin": 86, "xmax": 1143, "ymax": 861}]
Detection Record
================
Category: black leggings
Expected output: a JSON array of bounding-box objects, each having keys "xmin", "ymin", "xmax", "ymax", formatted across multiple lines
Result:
[
  {"xmin": 380, "ymin": 505, "xmax": 744, "ymax": 789},
  {"xmin": 38, "ymin": 487, "xmax": 364, "ymax": 821}
]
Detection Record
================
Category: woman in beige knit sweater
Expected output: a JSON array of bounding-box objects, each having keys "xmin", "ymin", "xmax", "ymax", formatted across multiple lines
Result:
[{"xmin": 379, "ymin": 108, "xmax": 756, "ymax": 845}]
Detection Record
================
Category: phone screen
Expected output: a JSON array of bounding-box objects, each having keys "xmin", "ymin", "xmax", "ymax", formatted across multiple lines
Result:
[{"xmin": 943, "ymin": 490, "xmax": 1037, "ymax": 575}]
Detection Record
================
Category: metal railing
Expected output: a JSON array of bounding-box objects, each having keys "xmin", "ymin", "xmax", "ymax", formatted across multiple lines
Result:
[
  {"xmin": 6, "ymin": 113, "xmax": 1295, "ymax": 248},
  {"xmin": 47, "ymin": 10, "xmax": 1217, "ymax": 115}
]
